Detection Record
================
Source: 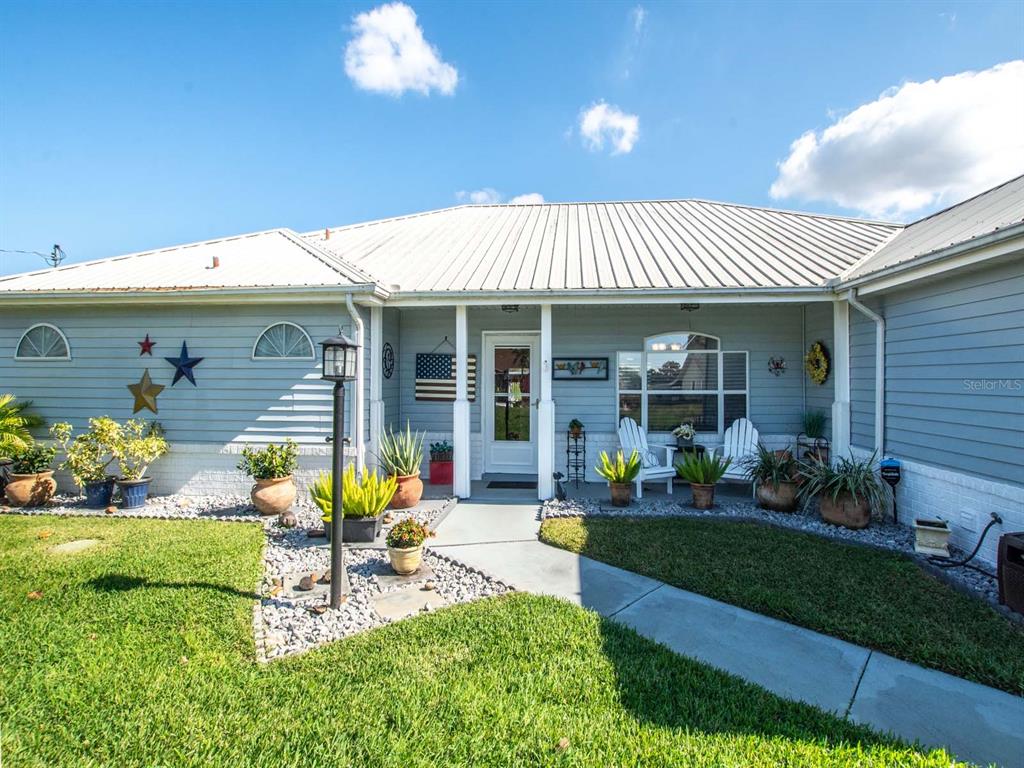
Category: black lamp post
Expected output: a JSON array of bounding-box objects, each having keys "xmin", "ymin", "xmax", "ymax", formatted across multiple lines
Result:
[{"xmin": 320, "ymin": 332, "xmax": 359, "ymax": 609}]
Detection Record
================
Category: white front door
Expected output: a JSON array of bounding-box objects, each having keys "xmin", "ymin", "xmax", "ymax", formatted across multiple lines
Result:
[{"xmin": 483, "ymin": 333, "xmax": 539, "ymax": 474}]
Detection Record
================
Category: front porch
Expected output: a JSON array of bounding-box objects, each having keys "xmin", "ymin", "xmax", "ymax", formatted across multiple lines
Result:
[{"xmin": 366, "ymin": 300, "xmax": 852, "ymax": 501}]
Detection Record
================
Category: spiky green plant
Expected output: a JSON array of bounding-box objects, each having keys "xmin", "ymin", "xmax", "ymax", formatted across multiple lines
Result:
[
  {"xmin": 740, "ymin": 443, "xmax": 797, "ymax": 487},
  {"xmin": 798, "ymin": 452, "xmax": 886, "ymax": 512},
  {"xmin": 595, "ymin": 450, "xmax": 641, "ymax": 484},
  {"xmin": 801, "ymin": 409, "xmax": 828, "ymax": 439},
  {"xmin": 378, "ymin": 422, "xmax": 425, "ymax": 477},
  {"xmin": 0, "ymin": 394, "xmax": 38, "ymax": 459},
  {"xmin": 674, "ymin": 451, "xmax": 732, "ymax": 485},
  {"xmin": 310, "ymin": 464, "xmax": 398, "ymax": 522}
]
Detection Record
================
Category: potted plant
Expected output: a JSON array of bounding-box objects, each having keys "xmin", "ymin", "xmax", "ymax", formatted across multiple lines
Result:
[
  {"xmin": 672, "ymin": 422, "xmax": 696, "ymax": 449},
  {"xmin": 595, "ymin": 450, "xmax": 641, "ymax": 507},
  {"xmin": 237, "ymin": 439, "xmax": 298, "ymax": 515},
  {"xmin": 428, "ymin": 440, "xmax": 453, "ymax": 485},
  {"xmin": 913, "ymin": 517, "xmax": 952, "ymax": 557},
  {"xmin": 741, "ymin": 443, "xmax": 799, "ymax": 512},
  {"xmin": 114, "ymin": 419, "xmax": 169, "ymax": 509},
  {"xmin": 5, "ymin": 444, "xmax": 58, "ymax": 507},
  {"xmin": 51, "ymin": 418, "xmax": 121, "ymax": 508},
  {"xmin": 675, "ymin": 452, "xmax": 732, "ymax": 510},
  {"xmin": 798, "ymin": 453, "xmax": 886, "ymax": 529},
  {"xmin": 386, "ymin": 517, "xmax": 429, "ymax": 575},
  {"xmin": 0, "ymin": 394, "xmax": 44, "ymax": 499},
  {"xmin": 379, "ymin": 422, "xmax": 425, "ymax": 509},
  {"xmin": 797, "ymin": 409, "xmax": 830, "ymax": 464},
  {"xmin": 310, "ymin": 464, "xmax": 397, "ymax": 542},
  {"xmin": 568, "ymin": 419, "xmax": 584, "ymax": 438}
]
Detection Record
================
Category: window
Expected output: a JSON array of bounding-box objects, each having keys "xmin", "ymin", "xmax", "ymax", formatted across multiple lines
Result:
[
  {"xmin": 617, "ymin": 332, "xmax": 747, "ymax": 434},
  {"xmin": 252, "ymin": 322, "xmax": 314, "ymax": 360},
  {"xmin": 15, "ymin": 323, "xmax": 70, "ymax": 360}
]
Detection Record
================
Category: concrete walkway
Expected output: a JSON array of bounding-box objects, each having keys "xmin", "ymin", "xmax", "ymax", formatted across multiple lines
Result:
[{"xmin": 432, "ymin": 501, "xmax": 1024, "ymax": 768}]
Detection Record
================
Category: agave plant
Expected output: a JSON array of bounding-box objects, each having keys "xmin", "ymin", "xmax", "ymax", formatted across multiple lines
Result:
[
  {"xmin": 310, "ymin": 464, "xmax": 398, "ymax": 522},
  {"xmin": 674, "ymin": 452, "xmax": 732, "ymax": 485},
  {"xmin": 0, "ymin": 394, "xmax": 41, "ymax": 459},
  {"xmin": 797, "ymin": 452, "xmax": 886, "ymax": 511},
  {"xmin": 594, "ymin": 450, "xmax": 641, "ymax": 484},
  {"xmin": 378, "ymin": 422, "xmax": 425, "ymax": 477}
]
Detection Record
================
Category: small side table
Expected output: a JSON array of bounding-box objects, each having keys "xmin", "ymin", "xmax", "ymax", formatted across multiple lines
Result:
[{"xmin": 677, "ymin": 444, "xmax": 706, "ymax": 458}]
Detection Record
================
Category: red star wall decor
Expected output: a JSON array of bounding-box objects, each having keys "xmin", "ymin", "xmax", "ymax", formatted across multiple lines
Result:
[{"xmin": 138, "ymin": 334, "xmax": 156, "ymax": 356}]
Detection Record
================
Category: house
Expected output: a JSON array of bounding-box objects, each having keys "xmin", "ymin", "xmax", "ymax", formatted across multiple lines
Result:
[{"xmin": 2, "ymin": 177, "xmax": 1021, "ymax": 563}]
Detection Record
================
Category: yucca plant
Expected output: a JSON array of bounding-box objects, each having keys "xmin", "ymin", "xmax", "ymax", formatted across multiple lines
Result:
[
  {"xmin": 595, "ymin": 450, "xmax": 641, "ymax": 484},
  {"xmin": 798, "ymin": 452, "xmax": 886, "ymax": 511},
  {"xmin": 674, "ymin": 451, "xmax": 732, "ymax": 485},
  {"xmin": 740, "ymin": 443, "xmax": 797, "ymax": 487},
  {"xmin": 378, "ymin": 422, "xmax": 425, "ymax": 477},
  {"xmin": 310, "ymin": 464, "xmax": 398, "ymax": 522},
  {"xmin": 0, "ymin": 394, "xmax": 40, "ymax": 459}
]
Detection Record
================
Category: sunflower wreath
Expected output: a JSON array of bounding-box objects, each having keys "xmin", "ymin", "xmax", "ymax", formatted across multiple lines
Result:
[{"xmin": 804, "ymin": 341, "xmax": 831, "ymax": 385}]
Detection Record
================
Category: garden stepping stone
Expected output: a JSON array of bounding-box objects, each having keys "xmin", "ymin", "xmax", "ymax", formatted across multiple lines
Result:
[
  {"xmin": 369, "ymin": 561, "xmax": 436, "ymax": 590},
  {"xmin": 371, "ymin": 584, "xmax": 446, "ymax": 620},
  {"xmin": 49, "ymin": 539, "xmax": 100, "ymax": 555}
]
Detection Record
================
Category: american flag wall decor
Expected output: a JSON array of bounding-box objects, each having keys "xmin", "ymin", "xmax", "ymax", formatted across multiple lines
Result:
[{"xmin": 415, "ymin": 353, "xmax": 477, "ymax": 402}]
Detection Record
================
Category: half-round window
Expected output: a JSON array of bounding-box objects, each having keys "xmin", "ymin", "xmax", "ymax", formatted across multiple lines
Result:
[
  {"xmin": 253, "ymin": 322, "xmax": 314, "ymax": 360},
  {"xmin": 15, "ymin": 323, "xmax": 70, "ymax": 360}
]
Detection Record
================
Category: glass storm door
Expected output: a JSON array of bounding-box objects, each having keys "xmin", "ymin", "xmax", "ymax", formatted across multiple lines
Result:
[{"xmin": 484, "ymin": 334, "xmax": 539, "ymax": 474}]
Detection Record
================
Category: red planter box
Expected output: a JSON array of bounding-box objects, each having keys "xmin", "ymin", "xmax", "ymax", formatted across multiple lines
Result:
[{"xmin": 429, "ymin": 459, "xmax": 453, "ymax": 485}]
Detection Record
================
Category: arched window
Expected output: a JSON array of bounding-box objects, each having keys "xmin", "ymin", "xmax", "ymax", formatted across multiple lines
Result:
[
  {"xmin": 617, "ymin": 332, "xmax": 747, "ymax": 434},
  {"xmin": 15, "ymin": 323, "xmax": 70, "ymax": 360},
  {"xmin": 252, "ymin": 322, "xmax": 314, "ymax": 360}
]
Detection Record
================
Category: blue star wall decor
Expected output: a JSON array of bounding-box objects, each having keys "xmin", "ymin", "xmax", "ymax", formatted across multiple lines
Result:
[{"xmin": 164, "ymin": 341, "xmax": 204, "ymax": 386}]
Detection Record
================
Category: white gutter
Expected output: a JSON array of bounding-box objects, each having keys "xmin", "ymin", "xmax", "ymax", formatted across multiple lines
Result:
[
  {"xmin": 846, "ymin": 289, "xmax": 885, "ymax": 456},
  {"xmin": 345, "ymin": 294, "xmax": 366, "ymax": 476}
]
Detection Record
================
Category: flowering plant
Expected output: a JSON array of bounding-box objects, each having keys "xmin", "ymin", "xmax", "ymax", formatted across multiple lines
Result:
[
  {"xmin": 386, "ymin": 518, "xmax": 429, "ymax": 550},
  {"xmin": 671, "ymin": 423, "xmax": 696, "ymax": 440}
]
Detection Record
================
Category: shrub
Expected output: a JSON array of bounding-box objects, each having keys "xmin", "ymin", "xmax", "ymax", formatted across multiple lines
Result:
[
  {"xmin": 429, "ymin": 440, "xmax": 453, "ymax": 461},
  {"xmin": 386, "ymin": 518, "xmax": 428, "ymax": 550},
  {"xmin": 675, "ymin": 452, "xmax": 732, "ymax": 485},
  {"xmin": 595, "ymin": 450, "xmax": 641, "ymax": 484},
  {"xmin": 378, "ymin": 422, "xmax": 424, "ymax": 477},
  {"xmin": 740, "ymin": 443, "xmax": 797, "ymax": 487},
  {"xmin": 310, "ymin": 464, "xmax": 398, "ymax": 522},
  {"xmin": 798, "ymin": 453, "xmax": 886, "ymax": 512},
  {"xmin": 237, "ymin": 440, "xmax": 298, "ymax": 480},
  {"xmin": 51, "ymin": 418, "xmax": 120, "ymax": 486},
  {"xmin": 10, "ymin": 444, "xmax": 57, "ymax": 474},
  {"xmin": 116, "ymin": 420, "xmax": 168, "ymax": 481},
  {"xmin": 0, "ymin": 394, "xmax": 42, "ymax": 459}
]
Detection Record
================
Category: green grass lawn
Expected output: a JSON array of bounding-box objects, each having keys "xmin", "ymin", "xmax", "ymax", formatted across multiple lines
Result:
[
  {"xmin": 0, "ymin": 516, "xmax": 958, "ymax": 767},
  {"xmin": 540, "ymin": 515, "xmax": 1024, "ymax": 695}
]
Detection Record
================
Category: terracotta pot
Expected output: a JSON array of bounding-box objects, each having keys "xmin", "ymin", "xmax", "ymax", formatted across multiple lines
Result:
[
  {"xmin": 756, "ymin": 481, "xmax": 799, "ymax": 512},
  {"xmin": 389, "ymin": 473, "xmax": 423, "ymax": 510},
  {"xmin": 250, "ymin": 476, "xmax": 296, "ymax": 516},
  {"xmin": 609, "ymin": 482, "xmax": 632, "ymax": 507},
  {"xmin": 690, "ymin": 483, "xmax": 715, "ymax": 510},
  {"xmin": 388, "ymin": 544, "xmax": 423, "ymax": 575},
  {"xmin": 5, "ymin": 471, "xmax": 57, "ymax": 507},
  {"xmin": 819, "ymin": 492, "xmax": 871, "ymax": 529}
]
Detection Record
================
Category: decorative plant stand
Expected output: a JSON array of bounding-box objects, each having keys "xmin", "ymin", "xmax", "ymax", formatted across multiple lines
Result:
[
  {"xmin": 566, "ymin": 431, "xmax": 586, "ymax": 488},
  {"xmin": 796, "ymin": 434, "xmax": 831, "ymax": 463}
]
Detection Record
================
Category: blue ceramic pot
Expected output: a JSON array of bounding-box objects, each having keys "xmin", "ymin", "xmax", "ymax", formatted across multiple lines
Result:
[
  {"xmin": 83, "ymin": 478, "xmax": 116, "ymax": 508},
  {"xmin": 117, "ymin": 478, "xmax": 151, "ymax": 509}
]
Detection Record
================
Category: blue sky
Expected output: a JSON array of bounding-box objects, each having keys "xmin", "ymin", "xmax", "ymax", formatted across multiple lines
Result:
[{"xmin": 1, "ymin": 0, "xmax": 1022, "ymax": 275}]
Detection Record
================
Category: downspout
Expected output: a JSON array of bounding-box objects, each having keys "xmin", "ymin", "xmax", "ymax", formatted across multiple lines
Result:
[
  {"xmin": 846, "ymin": 289, "xmax": 884, "ymax": 457},
  {"xmin": 345, "ymin": 294, "xmax": 366, "ymax": 476}
]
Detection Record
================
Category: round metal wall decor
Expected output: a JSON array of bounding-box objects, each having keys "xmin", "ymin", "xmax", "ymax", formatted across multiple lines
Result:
[{"xmin": 382, "ymin": 342, "xmax": 395, "ymax": 379}]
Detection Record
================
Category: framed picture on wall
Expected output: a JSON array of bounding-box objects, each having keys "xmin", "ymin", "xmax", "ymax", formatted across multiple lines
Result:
[{"xmin": 552, "ymin": 357, "xmax": 609, "ymax": 381}]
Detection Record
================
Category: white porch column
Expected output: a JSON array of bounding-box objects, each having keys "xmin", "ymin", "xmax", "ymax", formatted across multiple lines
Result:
[
  {"xmin": 832, "ymin": 299, "xmax": 851, "ymax": 459},
  {"xmin": 368, "ymin": 305, "xmax": 385, "ymax": 471},
  {"xmin": 537, "ymin": 304, "xmax": 555, "ymax": 500},
  {"xmin": 453, "ymin": 305, "xmax": 472, "ymax": 497}
]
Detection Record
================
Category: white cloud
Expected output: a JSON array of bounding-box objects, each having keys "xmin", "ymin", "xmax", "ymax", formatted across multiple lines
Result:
[
  {"xmin": 455, "ymin": 189, "xmax": 545, "ymax": 205},
  {"xmin": 621, "ymin": 6, "xmax": 647, "ymax": 79},
  {"xmin": 508, "ymin": 192, "xmax": 545, "ymax": 204},
  {"xmin": 578, "ymin": 101, "xmax": 640, "ymax": 155},
  {"xmin": 344, "ymin": 2, "xmax": 458, "ymax": 96},
  {"xmin": 771, "ymin": 61, "xmax": 1024, "ymax": 219},
  {"xmin": 631, "ymin": 5, "xmax": 647, "ymax": 34}
]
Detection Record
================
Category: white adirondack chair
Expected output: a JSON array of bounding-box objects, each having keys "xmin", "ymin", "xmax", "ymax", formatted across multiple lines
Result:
[
  {"xmin": 617, "ymin": 417, "xmax": 677, "ymax": 499},
  {"xmin": 715, "ymin": 417, "xmax": 759, "ymax": 495}
]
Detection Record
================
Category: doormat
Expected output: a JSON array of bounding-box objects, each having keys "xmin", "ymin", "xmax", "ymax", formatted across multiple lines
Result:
[{"xmin": 486, "ymin": 480, "xmax": 538, "ymax": 490}]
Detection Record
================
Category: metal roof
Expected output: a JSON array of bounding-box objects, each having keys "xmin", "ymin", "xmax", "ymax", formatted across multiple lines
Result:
[
  {"xmin": 843, "ymin": 175, "xmax": 1024, "ymax": 281},
  {"xmin": 306, "ymin": 200, "xmax": 899, "ymax": 293},
  {"xmin": 0, "ymin": 229, "xmax": 376, "ymax": 293}
]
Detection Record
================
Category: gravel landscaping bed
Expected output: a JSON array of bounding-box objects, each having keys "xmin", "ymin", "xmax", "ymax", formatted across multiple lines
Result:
[{"xmin": 543, "ymin": 496, "xmax": 1003, "ymax": 610}]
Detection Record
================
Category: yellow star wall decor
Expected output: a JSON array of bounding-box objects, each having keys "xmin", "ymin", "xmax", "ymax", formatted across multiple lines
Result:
[{"xmin": 127, "ymin": 369, "xmax": 165, "ymax": 414}]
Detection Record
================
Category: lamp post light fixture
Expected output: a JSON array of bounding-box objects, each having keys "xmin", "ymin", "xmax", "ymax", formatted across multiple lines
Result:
[{"xmin": 320, "ymin": 333, "xmax": 359, "ymax": 609}]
